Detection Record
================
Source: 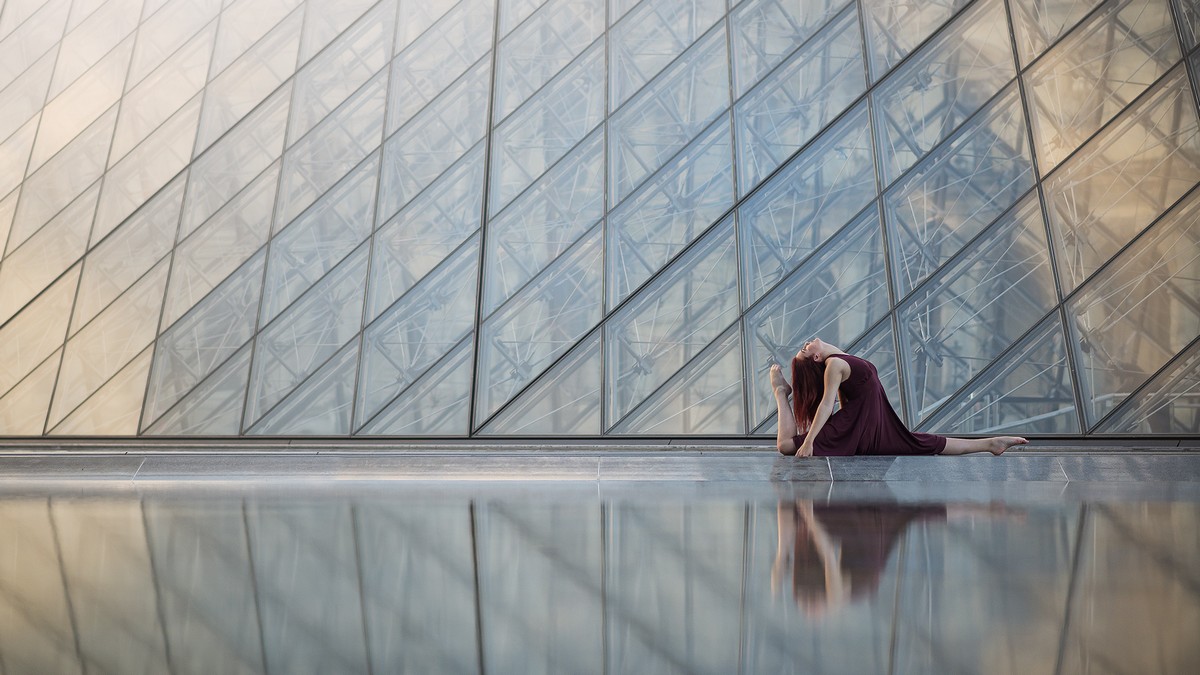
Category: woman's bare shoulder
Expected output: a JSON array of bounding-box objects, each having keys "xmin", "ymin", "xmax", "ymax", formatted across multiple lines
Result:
[{"xmin": 824, "ymin": 356, "xmax": 852, "ymax": 377}]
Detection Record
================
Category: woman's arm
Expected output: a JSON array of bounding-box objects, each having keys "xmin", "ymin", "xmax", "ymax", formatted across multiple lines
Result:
[{"xmin": 796, "ymin": 357, "xmax": 850, "ymax": 457}]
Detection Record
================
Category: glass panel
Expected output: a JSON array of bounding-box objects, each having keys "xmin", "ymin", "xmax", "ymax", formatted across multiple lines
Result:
[
  {"xmin": 49, "ymin": 345, "xmax": 151, "ymax": 434},
  {"xmin": 729, "ymin": 0, "xmax": 849, "ymax": 97},
  {"xmin": 608, "ymin": 0, "xmax": 725, "ymax": 111},
  {"xmin": 733, "ymin": 4, "xmax": 865, "ymax": 193},
  {"xmin": 0, "ymin": 183, "xmax": 97, "ymax": 327},
  {"xmin": 607, "ymin": 117, "xmax": 733, "ymax": 308},
  {"xmin": 848, "ymin": 319, "xmax": 904, "ymax": 425},
  {"xmin": 261, "ymin": 152, "xmax": 377, "ymax": 325},
  {"xmin": 484, "ymin": 129, "xmax": 603, "ymax": 315},
  {"xmin": 163, "ymin": 161, "xmax": 276, "ymax": 328},
  {"xmin": 743, "ymin": 207, "xmax": 890, "ymax": 427},
  {"xmin": 0, "ymin": 346, "xmax": 59, "ymax": 435},
  {"xmin": 126, "ymin": 0, "xmax": 220, "ymax": 87},
  {"xmin": 0, "ymin": 49, "xmax": 55, "ymax": 144},
  {"xmin": 249, "ymin": 340, "xmax": 357, "ymax": 434},
  {"xmin": 490, "ymin": 41, "xmax": 604, "ymax": 214},
  {"xmin": 609, "ymin": 26, "xmax": 729, "ymax": 204},
  {"xmin": 922, "ymin": 313, "xmax": 1080, "ymax": 434},
  {"xmin": 605, "ymin": 216, "xmax": 739, "ymax": 427},
  {"xmin": 379, "ymin": 59, "xmax": 489, "ymax": 219},
  {"xmin": 47, "ymin": 0, "xmax": 141, "ymax": 99},
  {"xmin": 245, "ymin": 241, "xmax": 368, "ymax": 428},
  {"xmin": 356, "ymin": 236, "xmax": 477, "ymax": 428},
  {"xmin": 0, "ymin": 264, "xmax": 78, "ymax": 398},
  {"xmin": 0, "ymin": 118, "xmax": 37, "ymax": 207},
  {"xmin": 1009, "ymin": 0, "xmax": 1104, "ymax": 65},
  {"xmin": 394, "ymin": 0, "xmax": 461, "ymax": 53},
  {"xmin": 1100, "ymin": 339, "xmax": 1200, "ymax": 434},
  {"xmin": 884, "ymin": 85, "xmax": 1035, "ymax": 297},
  {"xmin": 738, "ymin": 103, "xmax": 875, "ymax": 305},
  {"xmin": 358, "ymin": 335, "xmax": 472, "ymax": 435},
  {"xmin": 871, "ymin": 0, "xmax": 1016, "ymax": 185},
  {"xmin": 500, "ymin": 0, "xmax": 548, "ymax": 36},
  {"xmin": 495, "ymin": 0, "xmax": 603, "ymax": 121},
  {"xmin": 287, "ymin": 1, "xmax": 393, "ymax": 145},
  {"xmin": 297, "ymin": 0, "xmax": 377, "ymax": 64},
  {"xmin": 480, "ymin": 331, "xmax": 601, "ymax": 435},
  {"xmin": 47, "ymin": 256, "xmax": 168, "ymax": 430},
  {"xmin": 275, "ymin": 70, "xmax": 386, "ymax": 228},
  {"xmin": 145, "ymin": 250, "xmax": 265, "ymax": 428},
  {"xmin": 1025, "ymin": 0, "xmax": 1181, "ymax": 172},
  {"xmin": 209, "ymin": 0, "xmax": 302, "ymax": 77},
  {"xmin": 0, "ymin": 0, "xmax": 69, "ymax": 93},
  {"xmin": 182, "ymin": 82, "xmax": 290, "ymax": 236},
  {"xmin": 860, "ymin": 0, "xmax": 971, "ymax": 80},
  {"xmin": 896, "ymin": 195, "xmax": 1056, "ymax": 424},
  {"xmin": 1045, "ymin": 66, "xmax": 1200, "ymax": 293},
  {"xmin": 72, "ymin": 172, "xmax": 184, "ymax": 333},
  {"xmin": 369, "ymin": 146, "xmax": 483, "ymax": 321},
  {"xmin": 0, "ymin": 189, "xmax": 14, "ymax": 255},
  {"xmin": 143, "ymin": 342, "xmax": 251, "ymax": 434},
  {"xmin": 1067, "ymin": 186, "xmax": 1200, "ymax": 428},
  {"xmin": 613, "ymin": 325, "xmax": 744, "ymax": 434},
  {"xmin": 1176, "ymin": 0, "xmax": 1200, "ymax": 49},
  {"xmin": 477, "ymin": 224, "xmax": 603, "ymax": 423}
]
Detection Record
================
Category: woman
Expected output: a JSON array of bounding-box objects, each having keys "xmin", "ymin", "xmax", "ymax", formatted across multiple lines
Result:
[{"xmin": 770, "ymin": 338, "xmax": 1027, "ymax": 457}]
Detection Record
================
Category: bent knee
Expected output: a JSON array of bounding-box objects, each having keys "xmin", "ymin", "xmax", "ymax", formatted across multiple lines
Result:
[{"xmin": 777, "ymin": 441, "xmax": 797, "ymax": 456}]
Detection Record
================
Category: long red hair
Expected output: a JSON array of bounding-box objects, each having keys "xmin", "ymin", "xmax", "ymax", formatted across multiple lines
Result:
[{"xmin": 791, "ymin": 356, "xmax": 825, "ymax": 433}]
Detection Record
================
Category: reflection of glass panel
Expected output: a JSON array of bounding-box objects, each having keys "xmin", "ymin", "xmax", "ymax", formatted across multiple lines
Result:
[
  {"xmin": 359, "ymin": 336, "xmax": 473, "ymax": 435},
  {"xmin": 923, "ymin": 313, "xmax": 1080, "ymax": 434},
  {"xmin": 477, "ymin": 225, "xmax": 603, "ymax": 423},
  {"xmin": 606, "ymin": 217, "xmax": 739, "ymax": 426},
  {"xmin": 50, "ymin": 346, "xmax": 151, "ymax": 435},
  {"xmin": 608, "ymin": 0, "xmax": 724, "ymax": 111},
  {"xmin": 614, "ymin": 325, "xmax": 744, "ymax": 434},
  {"xmin": 1045, "ymin": 66, "xmax": 1200, "ymax": 293},
  {"xmin": 144, "ymin": 344, "xmax": 252, "ymax": 435},
  {"xmin": 884, "ymin": 86, "xmax": 1034, "ymax": 297},
  {"xmin": 609, "ymin": 26, "xmax": 729, "ymax": 203},
  {"xmin": 860, "ymin": 0, "xmax": 971, "ymax": 79},
  {"xmin": 480, "ymin": 332, "xmax": 602, "ymax": 435},
  {"xmin": 1067, "ymin": 187, "xmax": 1200, "ymax": 428},
  {"xmin": 871, "ymin": 0, "xmax": 1015, "ymax": 184},
  {"xmin": 1100, "ymin": 339, "xmax": 1200, "ymax": 434},
  {"xmin": 743, "ymin": 207, "xmax": 890, "ymax": 426},
  {"xmin": 0, "ymin": 264, "xmax": 78, "ymax": 398},
  {"xmin": 495, "ymin": 0, "xmax": 604, "ymax": 121},
  {"xmin": 729, "ymin": 0, "xmax": 849, "ymax": 97},
  {"xmin": 249, "ymin": 341, "xmax": 357, "ymax": 435},
  {"xmin": 738, "ymin": 104, "xmax": 875, "ymax": 305},
  {"xmin": 484, "ymin": 130, "xmax": 603, "ymax": 315},
  {"xmin": 608, "ymin": 118, "xmax": 733, "ymax": 308},
  {"xmin": 734, "ymin": 4, "xmax": 864, "ymax": 194},
  {"xmin": 897, "ymin": 196, "xmax": 1056, "ymax": 423},
  {"xmin": 1009, "ymin": 0, "xmax": 1103, "ymax": 65},
  {"xmin": 0, "ymin": 347, "xmax": 59, "ymax": 435},
  {"xmin": 848, "ymin": 320, "xmax": 904, "ymax": 425},
  {"xmin": 1024, "ymin": 0, "xmax": 1180, "ymax": 172}
]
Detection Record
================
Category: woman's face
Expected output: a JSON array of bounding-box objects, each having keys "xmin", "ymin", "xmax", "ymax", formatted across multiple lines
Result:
[{"xmin": 796, "ymin": 338, "xmax": 823, "ymax": 362}]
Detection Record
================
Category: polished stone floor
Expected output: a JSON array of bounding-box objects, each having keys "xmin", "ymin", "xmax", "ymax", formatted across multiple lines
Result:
[{"xmin": 0, "ymin": 450, "xmax": 1197, "ymax": 674}]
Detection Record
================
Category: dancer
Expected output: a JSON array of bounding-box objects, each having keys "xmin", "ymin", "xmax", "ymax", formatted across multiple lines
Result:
[{"xmin": 770, "ymin": 338, "xmax": 1027, "ymax": 457}]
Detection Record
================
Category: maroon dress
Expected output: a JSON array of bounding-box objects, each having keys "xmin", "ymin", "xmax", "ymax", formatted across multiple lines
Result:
[{"xmin": 791, "ymin": 353, "xmax": 946, "ymax": 456}]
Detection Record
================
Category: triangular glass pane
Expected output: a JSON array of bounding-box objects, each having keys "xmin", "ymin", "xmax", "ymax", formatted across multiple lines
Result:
[
  {"xmin": 358, "ymin": 336, "xmax": 472, "ymax": 435},
  {"xmin": 738, "ymin": 102, "xmax": 875, "ymax": 305},
  {"xmin": 261, "ymin": 152, "xmax": 377, "ymax": 324},
  {"xmin": 356, "ymin": 235, "xmax": 478, "ymax": 429},
  {"xmin": 394, "ymin": 0, "xmax": 462, "ymax": 54},
  {"xmin": 605, "ymin": 216, "xmax": 739, "ymax": 426},
  {"xmin": 734, "ymin": 4, "xmax": 864, "ymax": 193},
  {"xmin": 848, "ymin": 319, "xmax": 904, "ymax": 425},
  {"xmin": 481, "ymin": 332, "xmax": 601, "ymax": 436},
  {"xmin": 0, "ymin": 116, "xmax": 37, "ymax": 200},
  {"xmin": 163, "ymin": 161, "xmax": 276, "ymax": 328},
  {"xmin": 609, "ymin": 26, "xmax": 729, "ymax": 203},
  {"xmin": 144, "ymin": 343, "xmax": 252, "ymax": 435},
  {"xmin": 1099, "ymin": 340, "xmax": 1200, "ymax": 434},
  {"xmin": 729, "ymin": 0, "xmax": 849, "ymax": 97},
  {"xmin": 0, "ymin": 0, "xmax": 70, "ymax": 93},
  {"xmin": 476, "ymin": 224, "xmax": 603, "ymax": 423},
  {"xmin": 0, "ymin": 49, "xmax": 55, "ymax": 145},
  {"xmin": 743, "ymin": 206, "xmax": 890, "ymax": 427},
  {"xmin": 1009, "ymin": 0, "xmax": 1102, "ymax": 65},
  {"xmin": 49, "ymin": 345, "xmax": 152, "ymax": 435},
  {"xmin": 484, "ymin": 129, "xmax": 604, "ymax": 315},
  {"xmin": 0, "ymin": 263, "xmax": 79, "ymax": 397},
  {"xmin": 249, "ymin": 341, "xmax": 357, "ymax": 435},
  {"xmin": 884, "ymin": 85, "xmax": 1034, "ymax": 297},
  {"xmin": 922, "ymin": 314, "xmax": 1080, "ymax": 435},
  {"xmin": 48, "ymin": 0, "xmax": 141, "ymax": 99},
  {"xmin": 246, "ymin": 241, "xmax": 368, "ymax": 427},
  {"xmin": 126, "ymin": 0, "xmax": 221, "ymax": 87},
  {"xmin": 500, "ymin": 0, "xmax": 549, "ymax": 37},
  {"xmin": 209, "ymin": 0, "xmax": 301, "ymax": 79},
  {"xmin": 613, "ymin": 325, "xmax": 744, "ymax": 435},
  {"xmin": 368, "ymin": 146, "xmax": 484, "ymax": 321},
  {"xmin": 0, "ymin": 347, "xmax": 59, "ymax": 435},
  {"xmin": 608, "ymin": 0, "xmax": 725, "ymax": 111},
  {"xmin": 0, "ymin": 0, "xmax": 62, "ymax": 44},
  {"xmin": 145, "ymin": 249, "xmax": 265, "ymax": 427},
  {"xmin": 861, "ymin": 0, "xmax": 971, "ymax": 80},
  {"xmin": 607, "ymin": 117, "xmax": 733, "ymax": 309},
  {"xmin": 298, "ymin": 0, "xmax": 377, "ymax": 65},
  {"xmin": 48, "ymin": 258, "xmax": 169, "ymax": 430},
  {"xmin": 896, "ymin": 194, "xmax": 1056, "ymax": 423}
]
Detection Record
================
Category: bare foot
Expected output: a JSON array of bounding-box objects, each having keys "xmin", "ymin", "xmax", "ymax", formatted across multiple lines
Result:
[
  {"xmin": 988, "ymin": 436, "xmax": 1028, "ymax": 456},
  {"xmin": 769, "ymin": 364, "xmax": 791, "ymax": 396}
]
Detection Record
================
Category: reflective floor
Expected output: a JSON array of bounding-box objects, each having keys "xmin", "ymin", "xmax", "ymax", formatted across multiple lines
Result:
[{"xmin": 1, "ymin": 454, "xmax": 1198, "ymax": 674}]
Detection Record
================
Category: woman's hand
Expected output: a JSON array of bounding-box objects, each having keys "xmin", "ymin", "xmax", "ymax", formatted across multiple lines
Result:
[{"xmin": 798, "ymin": 440, "xmax": 815, "ymax": 458}]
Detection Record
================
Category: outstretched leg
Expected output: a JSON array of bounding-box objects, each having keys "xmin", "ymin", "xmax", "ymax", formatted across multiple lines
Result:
[
  {"xmin": 941, "ymin": 436, "xmax": 1028, "ymax": 456},
  {"xmin": 770, "ymin": 364, "xmax": 798, "ymax": 456}
]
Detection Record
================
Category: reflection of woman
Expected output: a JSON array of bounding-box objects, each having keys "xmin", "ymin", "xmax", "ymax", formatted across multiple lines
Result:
[{"xmin": 769, "ymin": 339, "xmax": 1028, "ymax": 457}]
